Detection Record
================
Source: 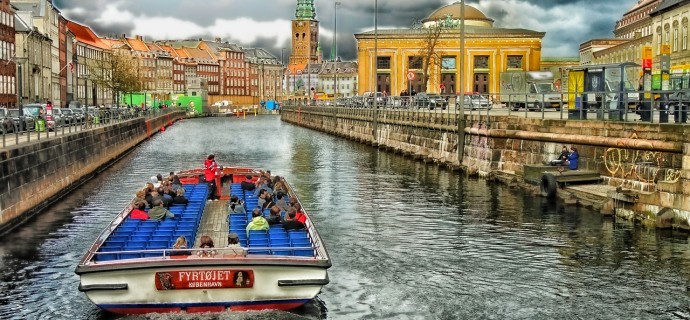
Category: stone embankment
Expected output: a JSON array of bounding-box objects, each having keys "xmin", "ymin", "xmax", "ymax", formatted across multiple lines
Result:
[
  {"xmin": 281, "ymin": 106, "xmax": 690, "ymax": 231},
  {"xmin": 0, "ymin": 111, "xmax": 186, "ymax": 237}
]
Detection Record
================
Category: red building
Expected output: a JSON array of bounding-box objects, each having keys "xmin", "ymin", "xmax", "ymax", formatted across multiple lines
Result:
[
  {"xmin": 0, "ymin": 0, "xmax": 15, "ymax": 107},
  {"xmin": 58, "ymin": 15, "xmax": 67, "ymax": 106}
]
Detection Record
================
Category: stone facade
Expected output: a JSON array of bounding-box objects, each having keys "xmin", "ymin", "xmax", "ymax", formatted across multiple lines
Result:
[{"xmin": 281, "ymin": 106, "xmax": 690, "ymax": 230}]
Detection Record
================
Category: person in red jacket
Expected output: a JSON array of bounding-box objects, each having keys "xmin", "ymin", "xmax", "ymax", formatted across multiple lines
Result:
[
  {"xmin": 130, "ymin": 201, "xmax": 149, "ymax": 220},
  {"xmin": 204, "ymin": 154, "xmax": 219, "ymax": 201}
]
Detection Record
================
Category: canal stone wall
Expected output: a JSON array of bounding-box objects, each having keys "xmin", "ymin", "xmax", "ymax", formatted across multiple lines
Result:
[
  {"xmin": 281, "ymin": 106, "xmax": 690, "ymax": 230},
  {"xmin": 0, "ymin": 112, "xmax": 185, "ymax": 237}
]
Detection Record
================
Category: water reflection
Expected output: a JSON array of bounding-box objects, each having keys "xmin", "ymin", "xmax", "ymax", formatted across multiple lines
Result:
[{"xmin": 0, "ymin": 116, "xmax": 689, "ymax": 319}]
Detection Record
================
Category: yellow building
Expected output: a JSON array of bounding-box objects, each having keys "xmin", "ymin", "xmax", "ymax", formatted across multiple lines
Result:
[{"xmin": 354, "ymin": 2, "xmax": 544, "ymax": 96}]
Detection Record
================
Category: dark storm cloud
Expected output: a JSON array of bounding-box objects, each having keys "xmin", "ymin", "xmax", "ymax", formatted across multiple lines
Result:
[{"xmin": 53, "ymin": 0, "xmax": 640, "ymax": 59}]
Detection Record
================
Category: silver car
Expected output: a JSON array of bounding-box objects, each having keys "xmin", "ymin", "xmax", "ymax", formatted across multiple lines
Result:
[{"xmin": 461, "ymin": 94, "xmax": 492, "ymax": 110}]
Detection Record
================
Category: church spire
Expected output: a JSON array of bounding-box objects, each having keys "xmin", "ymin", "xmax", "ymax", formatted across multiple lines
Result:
[{"xmin": 295, "ymin": 0, "xmax": 316, "ymax": 20}]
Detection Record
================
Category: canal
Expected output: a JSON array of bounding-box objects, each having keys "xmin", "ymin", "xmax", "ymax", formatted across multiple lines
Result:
[{"xmin": 1, "ymin": 116, "xmax": 690, "ymax": 319}]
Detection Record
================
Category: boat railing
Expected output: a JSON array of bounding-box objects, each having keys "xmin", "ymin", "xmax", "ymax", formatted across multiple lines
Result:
[{"xmin": 92, "ymin": 245, "xmax": 320, "ymax": 260}]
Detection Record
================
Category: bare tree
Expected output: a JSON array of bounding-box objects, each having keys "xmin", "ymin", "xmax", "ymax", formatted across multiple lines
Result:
[
  {"xmin": 87, "ymin": 51, "xmax": 143, "ymax": 106},
  {"xmin": 411, "ymin": 18, "xmax": 445, "ymax": 93}
]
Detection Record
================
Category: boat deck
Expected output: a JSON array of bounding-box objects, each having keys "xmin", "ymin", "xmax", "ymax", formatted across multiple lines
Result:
[{"xmin": 194, "ymin": 200, "xmax": 230, "ymax": 248}]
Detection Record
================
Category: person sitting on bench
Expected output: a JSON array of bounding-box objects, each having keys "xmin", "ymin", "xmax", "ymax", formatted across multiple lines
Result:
[{"xmin": 549, "ymin": 145, "xmax": 569, "ymax": 166}]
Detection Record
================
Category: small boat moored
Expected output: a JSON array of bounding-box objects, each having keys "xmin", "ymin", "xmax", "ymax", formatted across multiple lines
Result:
[{"xmin": 75, "ymin": 166, "xmax": 331, "ymax": 314}]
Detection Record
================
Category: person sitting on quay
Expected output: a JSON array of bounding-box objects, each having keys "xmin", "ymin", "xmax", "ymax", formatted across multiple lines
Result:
[
  {"xmin": 170, "ymin": 236, "xmax": 192, "ymax": 256},
  {"xmin": 130, "ymin": 201, "xmax": 149, "ymax": 220},
  {"xmin": 246, "ymin": 208, "xmax": 269, "ymax": 235},
  {"xmin": 172, "ymin": 188, "xmax": 189, "ymax": 205},
  {"xmin": 148, "ymin": 199, "xmax": 175, "ymax": 221},
  {"xmin": 282, "ymin": 208, "xmax": 305, "ymax": 231},
  {"xmin": 229, "ymin": 195, "xmax": 246, "ymax": 214},
  {"xmin": 240, "ymin": 175, "xmax": 256, "ymax": 191},
  {"xmin": 567, "ymin": 147, "xmax": 579, "ymax": 170},
  {"xmin": 198, "ymin": 235, "xmax": 216, "ymax": 257},
  {"xmin": 266, "ymin": 205, "xmax": 282, "ymax": 225},
  {"xmin": 548, "ymin": 145, "xmax": 569, "ymax": 166},
  {"xmin": 226, "ymin": 233, "xmax": 247, "ymax": 257}
]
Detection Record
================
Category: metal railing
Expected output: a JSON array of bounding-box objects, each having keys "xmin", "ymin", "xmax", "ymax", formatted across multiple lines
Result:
[
  {"xmin": 281, "ymin": 89, "xmax": 690, "ymax": 125},
  {"xmin": 0, "ymin": 107, "xmax": 183, "ymax": 149}
]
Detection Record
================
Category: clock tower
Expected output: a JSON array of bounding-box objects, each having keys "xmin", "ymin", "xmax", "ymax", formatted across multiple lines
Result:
[{"xmin": 291, "ymin": 0, "xmax": 320, "ymax": 65}]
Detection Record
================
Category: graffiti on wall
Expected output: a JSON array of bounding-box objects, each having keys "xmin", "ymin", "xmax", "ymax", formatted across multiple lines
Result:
[{"xmin": 602, "ymin": 132, "xmax": 681, "ymax": 183}]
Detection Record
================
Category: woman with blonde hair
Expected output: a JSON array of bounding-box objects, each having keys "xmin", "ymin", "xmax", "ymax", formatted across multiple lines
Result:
[{"xmin": 170, "ymin": 236, "xmax": 191, "ymax": 256}]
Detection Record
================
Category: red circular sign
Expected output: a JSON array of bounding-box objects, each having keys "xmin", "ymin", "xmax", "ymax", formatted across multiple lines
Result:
[{"xmin": 406, "ymin": 71, "xmax": 416, "ymax": 81}]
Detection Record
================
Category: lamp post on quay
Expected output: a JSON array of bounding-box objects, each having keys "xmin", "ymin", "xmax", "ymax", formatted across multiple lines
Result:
[{"xmin": 334, "ymin": 1, "xmax": 341, "ymax": 100}]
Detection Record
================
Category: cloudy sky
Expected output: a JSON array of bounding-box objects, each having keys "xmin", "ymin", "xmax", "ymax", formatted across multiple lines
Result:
[{"xmin": 52, "ymin": 0, "xmax": 638, "ymax": 61}]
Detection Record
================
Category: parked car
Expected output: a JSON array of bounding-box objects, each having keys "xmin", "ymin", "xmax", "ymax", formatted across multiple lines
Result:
[
  {"xmin": 6, "ymin": 108, "xmax": 35, "ymax": 132},
  {"xmin": 460, "ymin": 93, "xmax": 492, "ymax": 110},
  {"xmin": 0, "ymin": 108, "xmax": 16, "ymax": 134},
  {"xmin": 362, "ymin": 92, "xmax": 387, "ymax": 107},
  {"xmin": 414, "ymin": 93, "xmax": 447, "ymax": 110},
  {"xmin": 52, "ymin": 107, "xmax": 73, "ymax": 126}
]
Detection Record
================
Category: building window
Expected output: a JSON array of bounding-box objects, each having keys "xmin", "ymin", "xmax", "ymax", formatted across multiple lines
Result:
[
  {"xmin": 474, "ymin": 56, "xmax": 489, "ymax": 69},
  {"xmin": 441, "ymin": 56, "xmax": 456, "ymax": 70},
  {"xmin": 408, "ymin": 56, "xmax": 422, "ymax": 69},
  {"xmin": 376, "ymin": 56, "xmax": 390, "ymax": 69},
  {"xmin": 684, "ymin": 24, "xmax": 688, "ymax": 51},
  {"xmin": 674, "ymin": 24, "xmax": 679, "ymax": 52},
  {"xmin": 507, "ymin": 55, "xmax": 523, "ymax": 69}
]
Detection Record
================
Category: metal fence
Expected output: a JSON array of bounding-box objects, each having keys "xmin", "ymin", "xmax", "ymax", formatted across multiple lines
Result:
[
  {"xmin": 282, "ymin": 89, "xmax": 690, "ymax": 124},
  {"xmin": 0, "ymin": 107, "xmax": 184, "ymax": 149}
]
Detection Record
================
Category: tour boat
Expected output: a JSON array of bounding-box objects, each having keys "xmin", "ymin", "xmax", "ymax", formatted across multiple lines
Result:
[{"xmin": 75, "ymin": 167, "xmax": 331, "ymax": 314}]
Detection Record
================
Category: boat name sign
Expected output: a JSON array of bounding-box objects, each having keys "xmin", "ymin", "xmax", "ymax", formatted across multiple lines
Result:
[{"xmin": 155, "ymin": 270, "xmax": 254, "ymax": 290}]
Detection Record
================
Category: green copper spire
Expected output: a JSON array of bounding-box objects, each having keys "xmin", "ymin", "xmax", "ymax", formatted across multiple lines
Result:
[{"xmin": 295, "ymin": 0, "xmax": 316, "ymax": 20}]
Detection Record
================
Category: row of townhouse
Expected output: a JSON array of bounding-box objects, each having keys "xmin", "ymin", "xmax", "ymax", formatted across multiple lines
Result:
[
  {"xmin": 1, "ymin": 0, "xmax": 286, "ymax": 109},
  {"xmin": 286, "ymin": 60, "xmax": 359, "ymax": 98}
]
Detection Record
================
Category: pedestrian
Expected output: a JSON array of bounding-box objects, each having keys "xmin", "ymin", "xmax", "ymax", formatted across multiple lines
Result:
[
  {"xmin": 567, "ymin": 147, "xmax": 579, "ymax": 170},
  {"xmin": 204, "ymin": 154, "xmax": 219, "ymax": 201}
]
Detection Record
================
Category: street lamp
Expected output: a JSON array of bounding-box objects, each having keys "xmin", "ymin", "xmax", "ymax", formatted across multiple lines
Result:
[
  {"xmin": 334, "ymin": 1, "xmax": 341, "ymax": 100},
  {"xmin": 372, "ymin": 0, "xmax": 379, "ymax": 140},
  {"xmin": 457, "ymin": 0, "xmax": 466, "ymax": 162}
]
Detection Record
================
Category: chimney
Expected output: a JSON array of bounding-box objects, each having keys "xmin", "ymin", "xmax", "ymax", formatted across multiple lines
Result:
[
  {"xmin": 135, "ymin": 35, "xmax": 143, "ymax": 41},
  {"xmin": 215, "ymin": 37, "xmax": 221, "ymax": 43},
  {"xmin": 121, "ymin": 33, "xmax": 126, "ymax": 39}
]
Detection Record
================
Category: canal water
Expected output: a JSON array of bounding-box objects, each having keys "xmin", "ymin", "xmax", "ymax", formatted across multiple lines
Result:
[{"xmin": 1, "ymin": 116, "xmax": 690, "ymax": 319}]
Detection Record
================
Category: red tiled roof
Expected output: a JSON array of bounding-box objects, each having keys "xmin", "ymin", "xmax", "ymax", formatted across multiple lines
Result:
[
  {"xmin": 66, "ymin": 21, "xmax": 111, "ymax": 50},
  {"xmin": 125, "ymin": 38, "xmax": 150, "ymax": 52}
]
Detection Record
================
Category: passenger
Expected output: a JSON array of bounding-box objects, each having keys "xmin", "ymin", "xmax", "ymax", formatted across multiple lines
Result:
[
  {"xmin": 266, "ymin": 206, "xmax": 282, "ymax": 225},
  {"xmin": 160, "ymin": 187, "xmax": 174, "ymax": 207},
  {"xmin": 150, "ymin": 176, "xmax": 161, "ymax": 189},
  {"xmin": 292, "ymin": 203, "xmax": 307, "ymax": 224},
  {"xmin": 173, "ymin": 188, "xmax": 189, "ymax": 205},
  {"xmin": 240, "ymin": 175, "xmax": 256, "ymax": 191},
  {"xmin": 282, "ymin": 208, "xmax": 305, "ymax": 231},
  {"xmin": 275, "ymin": 192, "xmax": 290, "ymax": 212},
  {"xmin": 129, "ymin": 201, "xmax": 149, "ymax": 220},
  {"xmin": 167, "ymin": 171, "xmax": 175, "ymax": 182},
  {"xmin": 229, "ymin": 195, "xmax": 246, "ymax": 214},
  {"xmin": 134, "ymin": 190, "xmax": 149, "ymax": 208},
  {"xmin": 567, "ymin": 146, "xmax": 579, "ymax": 170},
  {"xmin": 170, "ymin": 236, "xmax": 192, "ymax": 256},
  {"xmin": 144, "ymin": 189, "xmax": 157, "ymax": 208},
  {"xmin": 198, "ymin": 235, "xmax": 216, "ymax": 257},
  {"xmin": 148, "ymin": 199, "xmax": 175, "ymax": 221},
  {"xmin": 144, "ymin": 182, "xmax": 155, "ymax": 193},
  {"xmin": 549, "ymin": 145, "xmax": 569, "ymax": 166},
  {"xmin": 246, "ymin": 208, "xmax": 269, "ymax": 235},
  {"xmin": 156, "ymin": 173, "xmax": 164, "ymax": 185},
  {"xmin": 272, "ymin": 176, "xmax": 288, "ymax": 195},
  {"xmin": 204, "ymin": 154, "xmax": 219, "ymax": 201},
  {"xmin": 171, "ymin": 175, "xmax": 183, "ymax": 192},
  {"xmin": 226, "ymin": 233, "xmax": 247, "ymax": 256},
  {"xmin": 254, "ymin": 178, "xmax": 273, "ymax": 197}
]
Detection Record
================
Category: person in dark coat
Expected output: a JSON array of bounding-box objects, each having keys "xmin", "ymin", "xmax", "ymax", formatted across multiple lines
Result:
[
  {"xmin": 282, "ymin": 208, "xmax": 305, "ymax": 231},
  {"xmin": 549, "ymin": 145, "xmax": 569, "ymax": 166}
]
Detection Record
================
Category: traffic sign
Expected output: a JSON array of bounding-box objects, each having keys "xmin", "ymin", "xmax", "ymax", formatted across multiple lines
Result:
[
  {"xmin": 662, "ymin": 44, "xmax": 671, "ymax": 55},
  {"xmin": 406, "ymin": 71, "xmax": 416, "ymax": 81},
  {"xmin": 642, "ymin": 46, "xmax": 652, "ymax": 60}
]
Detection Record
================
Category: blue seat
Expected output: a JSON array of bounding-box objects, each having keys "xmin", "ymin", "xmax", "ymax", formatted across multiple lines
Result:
[
  {"xmin": 151, "ymin": 235, "xmax": 171, "ymax": 242},
  {"xmin": 148, "ymin": 240, "xmax": 168, "ymax": 248},
  {"xmin": 109, "ymin": 235, "xmax": 129, "ymax": 242},
  {"xmin": 293, "ymin": 249, "xmax": 314, "ymax": 257},
  {"xmin": 271, "ymin": 249, "xmax": 292, "ymax": 256},
  {"xmin": 249, "ymin": 239, "xmax": 269, "ymax": 246},
  {"xmin": 95, "ymin": 252, "xmax": 119, "ymax": 261},
  {"xmin": 291, "ymin": 238, "xmax": 311, "ymax": 246},
  {"xmin": 248, "ymin": 249, "xmax": 270, "ymax": 255},
  {"xmin": 118, "ymin": 226, "xmax": 137, "ymax": 233}
]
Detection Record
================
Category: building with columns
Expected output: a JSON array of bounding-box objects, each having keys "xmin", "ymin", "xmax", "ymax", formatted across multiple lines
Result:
[{"xmin": 354, "ymin": 2, "xmax": 544, "ymax": 96}]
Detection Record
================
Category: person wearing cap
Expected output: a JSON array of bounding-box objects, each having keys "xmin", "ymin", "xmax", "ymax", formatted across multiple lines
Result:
[
  {"xmin": 226, "ymin": 233, "xmax": 246, "ymax": 257},
  {"xmin": 204, "ymin": 154, "xmax": 219, "ymax": 201}
]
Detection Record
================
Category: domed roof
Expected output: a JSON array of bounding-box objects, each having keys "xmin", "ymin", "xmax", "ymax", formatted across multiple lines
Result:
[{"xmin": 422, "ymin": 2, "xmax": 494, "ymax": 25}]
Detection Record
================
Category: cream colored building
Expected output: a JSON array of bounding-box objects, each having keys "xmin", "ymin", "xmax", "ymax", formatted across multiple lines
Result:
[{"xmin": 651, "ymin": 0, "xmax": 690, "ymax": 68}]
